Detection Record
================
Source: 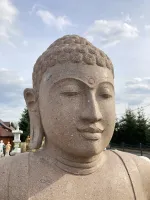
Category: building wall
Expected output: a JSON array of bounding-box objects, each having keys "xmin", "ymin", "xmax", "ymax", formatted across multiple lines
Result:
[{"xmin": 0, "ymin": 137, "xmax": 13, "ymax": 145}]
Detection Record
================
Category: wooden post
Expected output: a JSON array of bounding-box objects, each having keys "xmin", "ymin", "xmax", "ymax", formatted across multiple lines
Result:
[
  {"xmin": 140, "ymin": 143, "xmax": 143, "ymax": 156},
  {"xmin": 122, "ymin": 142, "xmax": 125, "ymax": 151}
]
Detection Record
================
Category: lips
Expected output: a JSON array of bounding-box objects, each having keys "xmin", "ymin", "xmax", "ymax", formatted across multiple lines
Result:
[
  {"xmin": 81, "ymin": 132, "xmax": 102, "ymax": 140},
  {"xmin": 77, "ymin": 124, "xmax": 104, "ymax": 141}
]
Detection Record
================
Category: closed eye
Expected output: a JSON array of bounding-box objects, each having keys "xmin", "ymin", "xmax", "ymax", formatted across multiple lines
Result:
[
  {"xmin": 101, "ymin": 93, "xmax": 112, "ymax": 98},
  {"xmin": 98, "ymin": 87, "xmax": 113, "ymax": 99},
  {"xmin": 61, "ymin": 91, "xmax": 80, "ymax": 96}
]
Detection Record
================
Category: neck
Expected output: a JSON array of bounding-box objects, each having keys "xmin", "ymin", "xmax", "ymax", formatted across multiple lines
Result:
[{"xmin": 42, "ymin": 143, "xmax": 107, "ymax": 175}]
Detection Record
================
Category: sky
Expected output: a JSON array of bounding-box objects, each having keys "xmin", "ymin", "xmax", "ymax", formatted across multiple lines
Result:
[{"xmin": 0, "ymin": 0, "xmax": 150, "ymax": 122}]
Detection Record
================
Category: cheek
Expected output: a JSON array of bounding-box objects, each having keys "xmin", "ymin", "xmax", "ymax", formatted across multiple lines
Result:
[
  {"xmin": 42, "ymin": 94, "xmax": 84, "ymax": 131},
  {"xmin": 100, "ymin": 99, "xmax": 115, "ymax": 125},
  {"xmin": 51, "ymin": 94, "xmax": 83, "ymax": 116},
  {"xmin": 100, "ymin": 101, "xmax": 115, "ymax": 143}
]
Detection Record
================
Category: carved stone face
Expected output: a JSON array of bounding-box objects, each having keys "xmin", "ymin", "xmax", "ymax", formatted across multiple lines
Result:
[{"xmin": 39, "ymin": 63, "xmax": 115, "ymax": 157}]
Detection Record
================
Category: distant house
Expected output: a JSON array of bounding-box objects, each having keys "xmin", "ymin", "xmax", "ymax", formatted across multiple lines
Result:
[{"xmin": 0, "ymin": 120, "xmax": 14, "ymax": 145}]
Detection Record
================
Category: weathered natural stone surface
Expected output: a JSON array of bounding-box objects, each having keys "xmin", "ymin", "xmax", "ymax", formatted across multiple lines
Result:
[{"xmin": 0, "ymin": 35, "xmax": 150, "ymax": 200}]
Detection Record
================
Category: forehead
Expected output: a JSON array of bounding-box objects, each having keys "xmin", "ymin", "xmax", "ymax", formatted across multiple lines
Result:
[{"xmin": 41, "ymin": 63, "xmax": 114, "ymax": 88}]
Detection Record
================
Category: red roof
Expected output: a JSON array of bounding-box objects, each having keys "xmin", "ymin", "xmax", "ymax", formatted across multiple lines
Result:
[
  {"xmin": 0, "ymin": 120, "xmax": 12, "ymax": 131},
  {"xmin": 0, "ymin": 127, "xmax": 13, "ymax": 137},
  {"xmin": 3, "ymin": 122, "xmax": 10, "ymax": 127},
  {"xmin": 3, "ymin": 122, "xmax": 15, "ymax": 130},
  {"xmin": 0, "ymin": 119, "xmax": 13, "ymax": 137}
]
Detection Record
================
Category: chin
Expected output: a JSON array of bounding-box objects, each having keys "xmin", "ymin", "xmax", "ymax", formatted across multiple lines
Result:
[
  {"xmin": 88, "ymin": 148, "xmax": 103, "ymax": 157},
  {"xmin": 72, "ymin": 146, "xmax": 103, "ymax": 158}
]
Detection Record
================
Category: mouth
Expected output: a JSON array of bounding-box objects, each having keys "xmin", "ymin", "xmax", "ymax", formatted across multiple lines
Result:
[
  {"xmin": 81, "ymin": 132, "xmax": 102, "ymax": 140},
  {"xmin": 77, "ymin": 124, "xmax": 104, "ymax": 141}
]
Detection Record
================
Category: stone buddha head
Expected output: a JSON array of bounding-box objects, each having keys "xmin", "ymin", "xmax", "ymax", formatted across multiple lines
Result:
[{"xmin": 24, "ymin": 35, "xmax": 115, "ymax": 158}]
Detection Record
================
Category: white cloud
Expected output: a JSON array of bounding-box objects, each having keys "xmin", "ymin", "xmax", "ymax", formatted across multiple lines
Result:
[
  {"xmin": 0, "ymin": 68, "xmax": 30, "ymax": 107},
  {"xmin": 0, "ymin": 0, "xmax": 19, "ymax": 46},
  {"xmin": 121, "ymin": 12, "xmax": 131, "ymax": 22},
  {"xmin": 85, "ymin": 19, "xmax": 139, "ymax": 47},
  {"xmin": 145, "ymin": 24, "xmax": 150, "ymax": 30},
  {"xmin": 36, "ymin": 9, "xmax": 72, "ymax": 31},
  {"xmin": 116, "ymin": 77, "xmax": 150, "ymax": 107},
  {"xmin": 0, "ymin": 104, "xmax": 24, "ymax": 122},
  {"xmin": 29, "ymin": 3, "xmax": 46, "ymax": 15},
  {"xmin": 124, "ymin": 14, "xmax": 131, "ymax": 22},
  {"xmin": 125, "ymin": 77, "xmax": 150, "ymax": 94},
  {"xmin": 125, "ymin": 78, "xmax": 142, "ymax": 85},
  {"xmin": 126, "ymin": 84, "xmax": 149, "ymax": 90},
  {"xmin": 0, "ymin": 68, "xmax": 31, "ymax": 121},
  {"xmin": 140, "ymin": 15, "xmax": 144, "ymax": 19},
  {"xmin": 23, "ymin": 40, "xmax": 28, "ymax": 46},
  {"xmin": 0, "ymin": 0, "xmax": 17, "ymax": 23}
]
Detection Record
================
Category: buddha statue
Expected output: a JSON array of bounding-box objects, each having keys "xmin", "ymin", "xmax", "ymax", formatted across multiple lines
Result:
[
  {"xmin": 0, "ymin": 140, "xmax": 5, "ymax": 157},
  {"xmin": 0, "ymin": 35, "xmax": 150, "ymax": 200},
  {"xmin": 25, "ymin": 135, "xmax": 31, "ymax": 151},
  {"xmin": 5, "ymin": 141, "xmax": 11, "ymax": 156}
]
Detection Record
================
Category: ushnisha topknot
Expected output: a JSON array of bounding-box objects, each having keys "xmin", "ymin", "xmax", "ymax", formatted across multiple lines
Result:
[{"xmin": 32, "ymin": 35, "xmax": 114, "ymax": 92}]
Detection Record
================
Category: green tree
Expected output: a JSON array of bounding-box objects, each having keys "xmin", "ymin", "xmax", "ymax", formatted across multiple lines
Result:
[
  {"xmin": 18, "ymin": 107, "xmax": 30, "ymax": 142},
  {"xmin": 146, "ymin": 130, "xmax": 150, "ymax": 144},
  {"xmin": 111, "ymin": 108, "xmax": 150, "ymax": 145},
  {"xmin": 111, "ymin": 118, "xmax": 120, "ymax": 143},
  {"xmin": 111, "ymin": 109, "xmax": 137, "ymax": 144},
  {"xmin": 145, "ymin": 118, "xmax": 150, "ymax": 144},
  {"xmin": 119, "ymin": 109, "xmax": 138, "ymax": 144},
  {"xmin": 136, "ymin": 108, "xmax": 149, "ymax": 144}
]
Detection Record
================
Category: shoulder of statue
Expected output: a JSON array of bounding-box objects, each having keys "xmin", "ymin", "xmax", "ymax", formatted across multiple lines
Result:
[
  {"xmin": 0, "ymin": 152, "xmax": 30, "ymax": 199},
  {"xmin": 112, "ymin": 150, "xmax": 150, "ymax": 199},
  {"xmin": 112, "ymin": 149, "xmax": 150, "ymax": 175},
  {"xmin": 131, "ymin": 154, "xmax": 150, "ymax": 199}
]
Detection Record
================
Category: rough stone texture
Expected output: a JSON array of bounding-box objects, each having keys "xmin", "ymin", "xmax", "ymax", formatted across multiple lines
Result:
[
  {"xmin": 0, "ymin": 35, "xmax": 150, "ymax": 199},
  {"xmin": 32, "ymin": 35, "xmax": 114, "ymax": 94}
]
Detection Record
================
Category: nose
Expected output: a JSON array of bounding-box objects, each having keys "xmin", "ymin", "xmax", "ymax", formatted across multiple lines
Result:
[{"xmin": 80, "ymin": 91, "xmax": 102, "ymax": 123}]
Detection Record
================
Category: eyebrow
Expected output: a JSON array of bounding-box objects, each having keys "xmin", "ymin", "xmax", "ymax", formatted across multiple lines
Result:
[
  {"xmin": 98, "ymin": 82, "xmax": 114, "ymax": 89},
  {"xmin": 52, "ymin": 78, "xmax": 114, "ymax": 89}
]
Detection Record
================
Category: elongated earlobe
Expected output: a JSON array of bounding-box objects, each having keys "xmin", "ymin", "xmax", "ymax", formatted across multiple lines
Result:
[
  {"xmin": 29, "ymin": 109, "xmax": 44, "ymax": 149},
  {"xmin": 24, "ymin": 88, "xmax": 45, "ymax": 150}
]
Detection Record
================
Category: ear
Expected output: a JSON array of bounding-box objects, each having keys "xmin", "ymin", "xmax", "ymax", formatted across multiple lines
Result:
[{"xmin": 24, "ymin": 88, "xmax": 44, "ymax": 150}]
